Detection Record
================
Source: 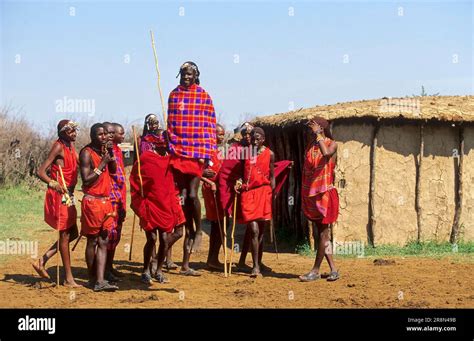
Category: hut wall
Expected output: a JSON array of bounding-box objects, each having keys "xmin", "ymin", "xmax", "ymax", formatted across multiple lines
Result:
[
  {"xmin": 373, "ymin": 125, "xmax": 419, "ymax": 245},
  {"xmin": 420, "ymin": 126, "xmax": 457, "ymax": 242},
  {"xmin": 332, "ymin": 124, "xmax": 372, "ymax": 243},
  {"xmin": 263, "ymin": 120, "xmax": 474, "ymax": 245},
  {"xmin": 461, "ymin": 126, "xmax": 474, "ymax": 241}
]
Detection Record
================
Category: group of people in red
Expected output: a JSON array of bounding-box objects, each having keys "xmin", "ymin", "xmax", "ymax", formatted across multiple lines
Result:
[{"xmin": 32, "ymin": 61, "xmax": 340, "ymax": 292}]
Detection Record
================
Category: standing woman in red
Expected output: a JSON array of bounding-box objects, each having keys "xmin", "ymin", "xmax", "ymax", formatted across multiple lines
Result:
[{"xmin": 299, "ymin": 117, "xmax": 340, "ymax": 282}]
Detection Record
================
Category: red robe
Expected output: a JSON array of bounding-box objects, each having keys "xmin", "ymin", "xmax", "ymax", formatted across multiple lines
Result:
[
  {"xmin": 130, "ymin": 152, "xmax": 185, "ymax": 233},
  {"xmin": 301, "ymin": 138, "xmax": 339, "ymax": 223},
  {"xmin": 240, "ymin": 147, "xmax": 273, "ymax": 223},
  {"xmin": 201, "ymin": 149, "xmax": 224, "ymax": 221},
  {"xmin": 44, "ymin": 140, "xmax": 78, "ymax": 231},
  {"xmin": 80, "ymin": 147, "xmax": 114, "ymax": 235}
]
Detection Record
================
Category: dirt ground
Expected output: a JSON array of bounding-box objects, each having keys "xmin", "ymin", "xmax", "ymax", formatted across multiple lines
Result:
[{"xmin": 1, "ymin": 218, "xmax": 473, "ymax": 308}]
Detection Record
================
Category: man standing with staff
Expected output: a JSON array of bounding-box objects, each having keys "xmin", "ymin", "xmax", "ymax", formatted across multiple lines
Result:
[{"xmin": 33, "ymin": 120, "xmax": 80, "ymax": 287}]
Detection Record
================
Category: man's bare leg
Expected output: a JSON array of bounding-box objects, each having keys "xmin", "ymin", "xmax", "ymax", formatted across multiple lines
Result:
[
  {"xmin": 300, "ymin": 222, "xmax": 336, "ymax": 281},
  {"xmin": 155, "ymin": 226, "xmax": 183, "ymax": 282},
  {"xmin": 59, "ymin": 228, "xmax": 79, "ymax": 287},
  {"xmin": 142, "ymin": 230, "xmax": 156, "ymax": 283},
  {"xmin": 188, "ymin": 176, "xmax": 202, "ymax": 253},
  {"xmin": 207, "ymin": 221, "xmax": 224, "ymax": 269},
  {"xmin": 238, "ymin": 226, "xmax": 251, "ymax": 269},
  {"xmin": 85, "ymin": 235, "xmax": 98, "ymax": 282},
  {"xmin": 33, "ymin": 225, "xmax": 78, "ymax": 280},
  {"xmin": 249, "ymin": 222, "xmax": 261, "ymax": 277},
  {"xmin": 164, "ymin": 247, "xmax": 178, "ymax": 270},
  {"xmin": 95, "ymin": 232, "xmax": 109, "ymax": 284}
]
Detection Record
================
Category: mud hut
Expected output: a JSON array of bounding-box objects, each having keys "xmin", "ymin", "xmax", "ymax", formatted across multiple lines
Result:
[{"xmin": 253, "ymin": 95, "xmax": 474, "ymax": 246}]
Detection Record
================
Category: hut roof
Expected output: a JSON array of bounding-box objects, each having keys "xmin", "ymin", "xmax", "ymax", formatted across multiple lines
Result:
[{"xmin": 254, "ymin": 95, "xmax": 474, "ymax": 127}]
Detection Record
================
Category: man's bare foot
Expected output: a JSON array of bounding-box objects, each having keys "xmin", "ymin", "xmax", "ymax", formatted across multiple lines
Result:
[
  {"xmin": 63, "ymin": 279, "xmax": 81, "ymax": 288},
  {"xmin": 191, "ymin": 231, "xmax": 203, "ymax": 253},
  {"xmin": 32, "ymin": 259, "xmax": 50, "ymax": 279}
]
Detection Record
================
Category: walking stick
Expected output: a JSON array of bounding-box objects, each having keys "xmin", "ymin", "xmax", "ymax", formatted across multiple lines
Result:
[
  {"xmin": 272, "ymin": 196, "xmax": 279, "ymax": 260},
  {"xmin": 129, "ymin": 126, "xmax": 143, "ymax": 261},
  {"xmin": 212, "ymin": 192, "xmax": 226, "ymax": 275},
  {"xmin": 71, "ymin": 234, "xmax": 82, "ymax": 252},
  {"xmin": 223, "ymin": 216, "xmax": 228, "ymax": 278},
  {"xmin": 150, "ymin": 30, "xmax": 167, "ymax": 129},
  {"xmin": 129, "ymin": 213, "xmax": 136, "ymax": 261},
  {"xmin": 56, "ymin": 171, "xmax": 61, "ymax": 287},
  {"xmin": 228, "ymin": 191, "xmax": 238, "ymax": 276}
]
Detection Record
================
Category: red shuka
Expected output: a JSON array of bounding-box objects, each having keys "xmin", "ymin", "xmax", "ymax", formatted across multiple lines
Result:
[
  {"xmin": 202, "ymin": 149, "xmax": 224, "ymax": 221},
  {"xmin": 301, "ymin": 138, "xmax": 339, "ymax": 224},
  {"xmin": 44, "ymin": 139, "xmax": 78, "ymax": 231},
  {"xmin": 130, "ymin": 151, "xmax": 185, "ymax": 233},
  {"xmin": 240, "ymin": 147, "xmax": 273, "ymax": 223},
  {"xmin": 80, "ymin": 147, "xmax": 114, "ymax": 235}
]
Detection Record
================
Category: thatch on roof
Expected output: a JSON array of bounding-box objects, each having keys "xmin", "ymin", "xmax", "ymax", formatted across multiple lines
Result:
[{"xmin": 254, "ymin": 96, "xmax": 474, "ymax": 127}]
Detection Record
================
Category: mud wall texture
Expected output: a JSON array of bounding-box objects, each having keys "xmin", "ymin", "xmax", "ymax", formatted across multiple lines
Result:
[
  {"xmin": 461, "ymin": 126, "xmax": 474, "ymax": 241},
  {"xmin": 419, "ymin": 126, "xmax": 458, "ymax": 242},
  {"xmin": 372, "ymin": 125, "xmax": 419, "ymax": 245},
  {"xmin": 332, "ymin": 124, "xmax": 372, "ymax": 244}
]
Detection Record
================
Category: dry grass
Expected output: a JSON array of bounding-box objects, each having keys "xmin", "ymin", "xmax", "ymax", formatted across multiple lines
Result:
[
  {"xmin": 0, "ymin": 108, "xmax": 52, "ymax": 186},
  {"xmin": 0, "ymin": 107, "xmax": 135, "ymax": 187}
]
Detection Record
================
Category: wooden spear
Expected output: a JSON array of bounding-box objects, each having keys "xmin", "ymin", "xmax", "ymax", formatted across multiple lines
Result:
[
  {"xmin": 150, "ymin": 30, "xmax": 167, "ymax": 129},
  {"xmin": 56, "ymin": 171, "xmax": 61, "ymax": 288},
  {"xmin": 129, "ymin": 126, "xmax": 143, "ymax": 261},
  {"xmin": 228, "ymin": 192, "xmax": 238, "ymax": 276}
]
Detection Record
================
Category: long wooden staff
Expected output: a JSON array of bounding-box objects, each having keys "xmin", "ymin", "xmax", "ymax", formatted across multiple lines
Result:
[
  {"xmin": 129, "ymin": 126, "xmax": 143, "ymax": 261},
  {"xmin": 150, "ymin": 30, "xmax": 167, "ymax": 129},
  {"xmin": 228, "ymin": 191, "xmax": 238, "ymax": 276},
  {"xmin": 223, "ymin": 216, "xmax": 228, "ymax": 278},
  {"xmin": 56, "ymin": 171, "xmax": 61, "ymax": 287},
  {"xmin": 212, "ymin": 192, "xmax": 226, "ymax": 276}
]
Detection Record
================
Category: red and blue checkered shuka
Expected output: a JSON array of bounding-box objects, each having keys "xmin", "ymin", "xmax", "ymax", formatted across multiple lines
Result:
[{"xmin": 167, "ymin": 84, "xmax": 217, "ymax": 160}]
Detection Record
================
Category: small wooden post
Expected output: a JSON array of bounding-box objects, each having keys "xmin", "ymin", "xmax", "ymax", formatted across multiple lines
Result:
[
  {"xmin": 450, "ymin": 125, "xmax": 464, "ymax": 244},
  {"xmin": 415, "ymin": 123, "xmax": 424, "ymax": 243},
  {"xmin": 367, "ymin": 123, "xmax": 379, "ymax": 247}
]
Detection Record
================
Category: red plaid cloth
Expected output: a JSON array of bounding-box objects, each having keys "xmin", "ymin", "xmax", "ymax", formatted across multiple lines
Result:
[
  {"xmin": 301, "ymin": 138, "xmax": 339, "ymax": 221},
  {"xmin": 167, "ymin": 84, "xmax": 217, "ymax": 159}
]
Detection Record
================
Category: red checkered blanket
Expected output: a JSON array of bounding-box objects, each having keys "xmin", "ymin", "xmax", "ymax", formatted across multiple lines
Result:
[{"xmin": 167, "ymin": 84, "xmax": 217, "ymax": 159}]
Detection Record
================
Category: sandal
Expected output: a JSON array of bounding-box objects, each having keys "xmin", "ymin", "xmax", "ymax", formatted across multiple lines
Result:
[
  {"xmin": 141, "ymin": 273, "xmax": 153, "ymax": 285},
  {"xmin": 299, "ymin": 272, "xmax": 321, "ymax": 282},
  {"xmin": 179, "ymin": 268, "xmax": 201, "ymax": 277},
  {"xmin": 154, "ymin": 272, "xmax": 170, "ymax": 284},
  {"xmin": 327, "ymin": 271, "xmax": 340, "ymax": 282},
  {"xmin": 93, "ymin": 280, "xmax": 118, "ymax": 292},
  {"xmin": 250, "ymin": 268, "xmax": 263, "ymax": 278},
  {"xmin": 164, "ymin": 261, "xmax": 179, "ymax": 271}
]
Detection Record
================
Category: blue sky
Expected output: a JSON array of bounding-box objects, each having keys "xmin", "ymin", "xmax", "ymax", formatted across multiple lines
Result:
[{"xmin": 1, "ymin": 0, "xmax": 472, "ymax": 134}]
